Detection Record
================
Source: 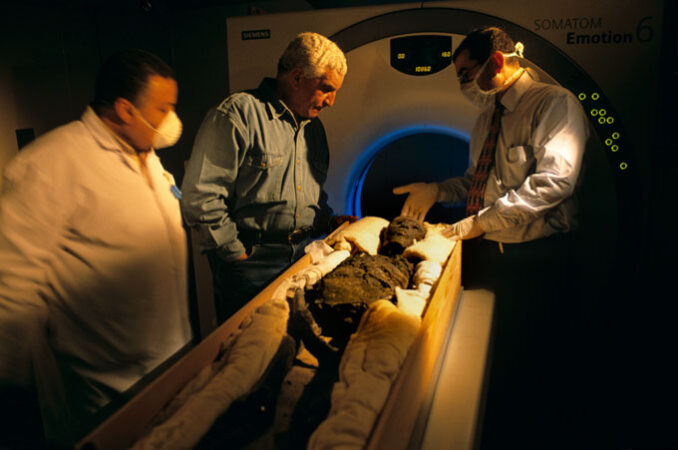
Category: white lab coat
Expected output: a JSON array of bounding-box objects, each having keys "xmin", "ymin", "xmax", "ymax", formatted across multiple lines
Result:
[{"xmin": 0, "ymin": 107, "xmax": 191, "ymax": 437}]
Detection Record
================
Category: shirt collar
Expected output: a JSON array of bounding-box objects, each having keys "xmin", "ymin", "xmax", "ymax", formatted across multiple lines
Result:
[
  {"xmin": 81, "ymin": 106, "xmax": 124, "ymax": 152},
  {"xmin": 259, "ymin": 77, "xmax": 310, "ymax": 128},
  {"xmin": 81, "ymin": 106, "xmax": 151, "ymax": 170},
  {"xmin": 498, "ymin": 68, "xmax": 532, "ymax": 113},
  {"xmin": 259, "ymin": 78, "xmax": 289, "ymax": 119}
]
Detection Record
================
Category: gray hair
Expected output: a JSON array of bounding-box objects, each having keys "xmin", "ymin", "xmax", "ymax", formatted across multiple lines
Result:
[{"xmin": 277, "ymin": 32, "xmax": 347, "ymax": 78}]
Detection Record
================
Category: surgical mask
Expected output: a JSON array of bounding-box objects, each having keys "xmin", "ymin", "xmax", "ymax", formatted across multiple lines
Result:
[
  {"xmin": 460, "ymin": 42, "xmax": 525, "ymax": 109},
  {"xmin": 135, "ymin": 108, "xmax": 183, "ymax": 149}
]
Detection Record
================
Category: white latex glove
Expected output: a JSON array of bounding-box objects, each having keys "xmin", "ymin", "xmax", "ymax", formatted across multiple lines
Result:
[
  {"xmin": 442, "ymin": 215, "xmax": 484, "ymax": 240},
  {"xmin": 393, "ymin": 182, "xmax": 439, "ymax": 221}
]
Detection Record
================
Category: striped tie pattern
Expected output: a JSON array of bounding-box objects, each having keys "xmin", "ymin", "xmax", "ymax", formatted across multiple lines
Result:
[{"xmin": 466, "ymin": 102, "xmax": 504, "ymax": 216}]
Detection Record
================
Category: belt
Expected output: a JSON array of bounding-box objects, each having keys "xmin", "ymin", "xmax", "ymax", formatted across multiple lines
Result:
[{"xmin": 238, "ymin": 227, "xmax": 313, "ymax": 246}]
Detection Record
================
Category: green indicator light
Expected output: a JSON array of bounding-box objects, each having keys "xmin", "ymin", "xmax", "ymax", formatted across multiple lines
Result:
[
  {"xmin": 605, "ymin": 138, "xmax": 613, "ymax": 146},
  {"xmin": 620, "ymin": 162, "xmax": 628, "ymax": 170},
  {"xmin": 611, "ymin": 145, "xmax": 619, "ymax": 152},
  {"xmin": 612, "ymin": 132, "xmax": 620, "ymax": 139},
  {"xmin": 592, "ymin": 92, "xmax": 600, "ymax": 100},
  {"xmin": 578, "ymin": 93, "xmax": 586, "ymax": 101},
  {"xmin": 607, "ymin": 117, "xmax": 615, "ymax": 124},
  {"xmin": 599, "ymin": 109, "xmax": 607, "ymax": 116},
  {"xmin": 590, "ymin": 109, "xmax": 598, "ymax": 116},
  {"xmin": 598, "ymin": 117, "xmax": 606, "ymax": 124}
]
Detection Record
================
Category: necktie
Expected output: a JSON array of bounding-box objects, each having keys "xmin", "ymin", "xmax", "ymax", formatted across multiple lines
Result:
[{"xmin": 466, "ymin": 101, "xmax": 504, "ymax": 216}]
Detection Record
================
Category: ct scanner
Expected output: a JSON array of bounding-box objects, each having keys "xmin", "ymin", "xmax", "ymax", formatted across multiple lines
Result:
[
  {"xmin": 222, "ymin": 4, "xmax": 664, "ymax": 445},
  {"xmin": 76, "ymin": 2, "xmax": 665, "ymax": 448},
  {"xmin": 226, "ymin": 0, "xmax": 664, "ymax": 257}
]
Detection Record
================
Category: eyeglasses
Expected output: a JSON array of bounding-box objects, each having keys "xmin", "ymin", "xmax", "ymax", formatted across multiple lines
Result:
[{"xmin": 457, "ymin": 62, "xmax": 481, "ymax": 84}]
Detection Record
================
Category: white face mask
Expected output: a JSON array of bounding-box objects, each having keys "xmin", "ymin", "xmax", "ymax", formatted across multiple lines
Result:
[
  {"xmin": 135, "ymin": 108, "xmax": 183, "ymax": 149},
  {"xmin": 459, "ymin": 42, "xmax": 525, "ymax": 109}
]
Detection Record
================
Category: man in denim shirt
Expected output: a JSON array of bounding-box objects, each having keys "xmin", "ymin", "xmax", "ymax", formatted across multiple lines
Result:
[{"xmin": 182, "ymin": 32, "xmax": 354, "ymax": 324}]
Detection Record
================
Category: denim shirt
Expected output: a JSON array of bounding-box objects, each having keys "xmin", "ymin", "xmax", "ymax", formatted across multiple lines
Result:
[{"xmin": 181, "ymin": 78, "xmax": 334, "ymax": 259}]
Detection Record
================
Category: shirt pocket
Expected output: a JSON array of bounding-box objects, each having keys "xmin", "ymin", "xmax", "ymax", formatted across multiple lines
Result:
[
  {"xmin": 244, "ymin": 152, "xmax": 283, "ymax": 170},
  {"xmin": 495, "ymin": 145, "xmax": 533, "ymax": 189},
  {"xmin": 238, "ymin": 151, "xmax": 285, "ymax": 202}
]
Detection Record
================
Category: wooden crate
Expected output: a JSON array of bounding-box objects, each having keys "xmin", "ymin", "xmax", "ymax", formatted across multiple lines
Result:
[{"xmin": 77, "ymin": 235, "xmax": 462, "ymax": 450}]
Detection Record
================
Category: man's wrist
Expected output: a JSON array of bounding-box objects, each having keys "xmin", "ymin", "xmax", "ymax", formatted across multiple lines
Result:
[{"xmin": 216, "ymin": 239, "xmax": 247, "ymax": 262}]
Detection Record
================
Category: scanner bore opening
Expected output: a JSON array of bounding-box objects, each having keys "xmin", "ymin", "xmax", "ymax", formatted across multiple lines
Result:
[{"xmin": 350, "ymin": 130, "xmax": 469, "ymax": 222}]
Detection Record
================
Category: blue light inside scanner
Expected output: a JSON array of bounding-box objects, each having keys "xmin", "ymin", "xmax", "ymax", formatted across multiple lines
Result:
[{"xmin": 346, "ymin": 124, "xmax": 469, "ymax": 217}]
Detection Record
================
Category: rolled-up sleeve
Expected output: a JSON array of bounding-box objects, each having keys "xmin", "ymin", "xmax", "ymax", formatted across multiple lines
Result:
[
  {"xmin": 436, "ymin": 116, "xmax": 484, "ymax": 204},
  {"xmin": 181, "ymin": 106, "xmax": 249, "ymax": 259},
  {"xmin": 436, "ymin": 167, "xmax": 473, "ymax": 204},
  {"xmin": 478, "ymin": 93, "xmax": 588, "ymax": 233}
]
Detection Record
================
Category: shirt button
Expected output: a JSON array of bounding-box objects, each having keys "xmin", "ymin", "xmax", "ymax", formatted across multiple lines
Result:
[
  {"xmin": 296, "ymin": 159, "xmax": 300, "ymax": 164},
  {"xmin": 297, "ymin": 185, "xmax": 301, "ymax": 191}
]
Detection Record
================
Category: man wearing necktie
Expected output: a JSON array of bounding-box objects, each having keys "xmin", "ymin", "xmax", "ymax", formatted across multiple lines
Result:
[{"xmin": 394, "ymin": 27, "xmax": 589, "ymax": 448}]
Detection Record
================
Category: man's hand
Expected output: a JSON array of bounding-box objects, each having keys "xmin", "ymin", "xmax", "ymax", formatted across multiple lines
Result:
[
  {"xmin": 442, "ymin": 215, "xmax": 484, "ymax": 240},
  {"xmin": 330, "ymin": 215, "xmax": 358, "ymax": 231},
  {"xmin": 393, "ymin": 183, "xmax": 439, "ymax": 221}
]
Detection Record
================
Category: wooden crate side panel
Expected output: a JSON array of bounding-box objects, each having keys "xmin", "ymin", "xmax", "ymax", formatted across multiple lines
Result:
[{"xmin": 367, "ymin": 241, "xmax": 462, "ymax": 450}]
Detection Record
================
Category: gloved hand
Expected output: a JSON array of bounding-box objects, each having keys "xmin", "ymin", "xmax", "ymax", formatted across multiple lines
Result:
[
  {"xmin": 330, "ymin": 214, "xmax": 359, "ymax": 231},
  {"xmin": 393, "ymin": 182, "xmax": 439, "ymax": 221},
  {"xmin": 442, "ymin": 215, "xmax": 484, "ymax": 240}
]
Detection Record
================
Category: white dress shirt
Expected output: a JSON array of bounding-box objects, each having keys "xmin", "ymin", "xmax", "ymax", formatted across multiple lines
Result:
[
  {"xmin": 438, "ymin": 70, "xmax": 589, "ymax": 243},
  {"xmin": 0, "ymin": 107, "xmax": 191, "ymax": 417}
]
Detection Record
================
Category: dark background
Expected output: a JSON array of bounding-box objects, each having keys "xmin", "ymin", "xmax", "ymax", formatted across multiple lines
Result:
[{"xmin": 0, "ymin": 0, "xmax": 676, "ymax": 448}]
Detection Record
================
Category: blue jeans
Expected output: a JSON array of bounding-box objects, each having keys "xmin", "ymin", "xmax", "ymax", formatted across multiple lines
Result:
[{"xmin": 207, "ymin": 237, "xmax": 313, "ymax": 324}]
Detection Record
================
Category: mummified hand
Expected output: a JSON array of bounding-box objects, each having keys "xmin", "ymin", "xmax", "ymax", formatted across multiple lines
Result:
[{"xmin": 287, "ymin": 288, "xmax": 340, "ymax": 367}]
